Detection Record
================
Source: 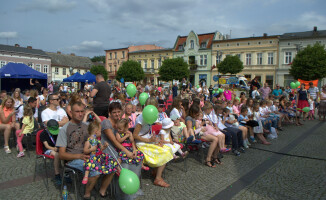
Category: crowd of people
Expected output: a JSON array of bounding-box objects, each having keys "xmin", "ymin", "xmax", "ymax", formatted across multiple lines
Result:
[{"xmin": 1, "ymin": 74, "xmax": 326, "ymax": 199}]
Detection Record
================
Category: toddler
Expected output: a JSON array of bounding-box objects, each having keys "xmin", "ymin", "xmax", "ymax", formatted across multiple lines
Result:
[
  {"xmin": 16, "ymin": 105, "xmax": 34, "ymax": 158},
  {"xmin": 82, "ymin": 121, "xmax": 118, "ymax": 184}
]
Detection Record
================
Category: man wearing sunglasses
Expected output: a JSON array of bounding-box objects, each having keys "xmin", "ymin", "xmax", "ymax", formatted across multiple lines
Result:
[{"xmin": 41, "ymin": 94, "xmax": 68, "ymax": 127}]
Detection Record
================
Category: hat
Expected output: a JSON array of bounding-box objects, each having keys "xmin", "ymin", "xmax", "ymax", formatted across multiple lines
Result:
[
  {"xmin": 162, "ymin": 118, "xmax": 174, "ymax": 129},
  {"xmin": 47, "ymin": 119, "xmax": 59, "ymax": 135},
  {"xmin": 170, "ymin": 114, "xmax": 180, "ymax": 121}
]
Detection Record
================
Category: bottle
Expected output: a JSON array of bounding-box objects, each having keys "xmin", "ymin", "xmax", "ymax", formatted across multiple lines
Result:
[{"xmin": 62, "ymin": 185, "xmax": 68, "ymax": 200}]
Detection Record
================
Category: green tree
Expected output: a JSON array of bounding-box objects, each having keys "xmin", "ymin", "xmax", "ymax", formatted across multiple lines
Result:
[
  {"xmin": 90, "ymin": 65, "xmax": 108, "ymax": 80},
  {"xmin": 289, "ymin": 43, "xmax": 326, "ymax": 80},
  {"xmin": 217, "ymin": 55, "xmax": 243, "ymax": 74},
  {"xmin": 90, "ymin": 55, "xmax": 105, "ymax": 63},
  {"xmin": 116, "ymin": 60, "xmax": 145, "ymax": 82},
  {"xmin": 159, "ymin": 57, "xmax": 190, "ymax": 81}
]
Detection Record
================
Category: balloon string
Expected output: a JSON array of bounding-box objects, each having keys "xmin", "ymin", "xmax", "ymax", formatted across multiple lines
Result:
[{"xmin": 106, "ymin": 144, "xmax": 123, "ymax": 169}]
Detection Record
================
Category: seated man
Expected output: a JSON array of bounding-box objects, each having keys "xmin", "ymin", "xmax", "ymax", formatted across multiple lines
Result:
[
  {"xmin": 39, "ymin": 119, "xmax": 61, "ymax": 185},
  {"xmin": 56, "ymin": 102, "xmax": 115, "ymax": 199},
  {"xmin": 41, "ymin": 94, "xmax": 68, "ymax": 127}
]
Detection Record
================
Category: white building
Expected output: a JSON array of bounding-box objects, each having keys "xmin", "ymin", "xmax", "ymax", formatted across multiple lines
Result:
[{"xmin": 277, "ymin": 27, "xmax": 326, "ymax": 86}]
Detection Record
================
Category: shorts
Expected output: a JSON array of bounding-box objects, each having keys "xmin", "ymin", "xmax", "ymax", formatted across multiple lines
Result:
[
  {"xmin": 67, "ymin": 159, "xmax": 101, "ymax": 177},
  {"xmin": 44, "ymin": 150, "xmax": 53, "ymax": 156}
]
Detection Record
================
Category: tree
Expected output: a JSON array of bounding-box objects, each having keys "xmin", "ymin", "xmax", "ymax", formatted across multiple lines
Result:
[
  {"xmin": 217, "ymin": 55, "xmax": 243, "ymax": 75},
  {"xmin": 90, "ymin": 55, "xmax": 105, "ymax": 63},
  {"xmin": 289, "ymin": 43, "xmax": 326, "ymax": 80},
  {"xmin": 159, "ymin": 57, "xmax": 190, "ymax": 81},
  {"xmin": 90, "ymin": 65, "xmax": 108, "ymax": 80},
  {"xmin": 116, "ymin": 60, "xmax": 145, "ymax": 82}
]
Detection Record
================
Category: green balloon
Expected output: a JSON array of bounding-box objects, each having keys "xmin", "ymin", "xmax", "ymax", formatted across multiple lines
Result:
[
  {"xmin": 212, "ymin": 90, "xmax": 216, "ymax": 94},
  {"xmin": 236, "ymin": 97, "xmax": 240, "ymax": 101},
  {"xmin": 142, "ymin": 105, "xmax": 158, "ymax": 124},
  {"xmin": 126, "ymin": 84, "xmax": 137, "ymax": 97},
  {"xmin": 218, "ymin": 88, "xmax": 224, "ymax": 93},
  {"xmin": 302, "ymin": 107, "xmax": 310, "ymax": 113},
  {"xmin": 139, "ymin": 92, "xmax": 149, "ymax": 105},
  {"xmin": 290, "ymin": 82, "xmax": 296, "ymax": 89},
  {"xmin": 119, "ymin": 168, "xmax": 140, "ymax": 195},
  {"xmin": 295, "ymin": 81, "xmax": 301, "ymax": 87},
  {"xmin": 197, "ymin": 85, "xmax": 200, "ymax": 88}
]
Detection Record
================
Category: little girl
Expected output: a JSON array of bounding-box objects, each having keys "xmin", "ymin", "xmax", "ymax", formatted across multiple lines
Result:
[
  {"xmin": 82, "ymin": 121, "xmax": 118, "ymax": 184},
  {"xmin": 135, "ymin": 103, "xmax": 143, "ymax": 117},
  {"xmin": 308, "ymin": 96, "xmax": 315, "ymax": 120},
  {"xmin": 232, "ymin": 99, "xmax": 241, "ymax": 116},
  {"xmin": 253, "ymin": 104, "xmax": 271, "ymax": 145},
  {"xmin": 159, "ymin": 118, "xmax": 188, "ymax": 159},
  {"xmin": 116, "ymin": 119, "xmax": 147, "ymax": 170},
  {"xmin": 16, "ymin": 105, "xmax": 34, "ymax": 158}
]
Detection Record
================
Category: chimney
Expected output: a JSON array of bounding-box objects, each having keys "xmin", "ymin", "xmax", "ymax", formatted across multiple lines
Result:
[
  {"xmin": 70, "ymin": 53, "xmax": 75, "ymax": 56},
  {"xmin": 263, "ymin": 33, "xmax": 267, "ymax": 37},
  {"xmin": 27, "ymin": 46, "xmax": 32, "ymax": 49},
  {"xmin": 15, "ymin": 44, "xmax": 20, "ymax": 47},
  {"xmin": 57, "ymin": 51, "xmax": 61, "ymax": 54},
  {"xmin": 313, "ymin": 26, "xmax": 317, "ymax": 32}
]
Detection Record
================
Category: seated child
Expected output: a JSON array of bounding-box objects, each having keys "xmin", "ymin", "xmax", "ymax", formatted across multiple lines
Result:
[
  {"xmin": 159, "ymin": 118, "xmax": 188, "ymax": 159},
  {"xmin": 82, "ymin": 121, "xmax": 118, "ymax": 184},
  {"xmin": 253, "ymin": 104, "xmax": 271, "ymax": 145}
]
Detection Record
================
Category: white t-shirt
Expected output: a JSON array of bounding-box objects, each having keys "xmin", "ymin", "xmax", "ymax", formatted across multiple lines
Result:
[
  {"xmin": 135, "ymin": 114, "xmax": 153, "ymax": 141},
  {"xmin": 17, "ymin": 105, "xmax": 38, "ymax": 120},
  {"xmin": 217, "ymin": 116, "xmax": 227, "ymax": 130},
  {"xmin": 41, "ymin": 107, "xmax": 67, "ymax": 123}
]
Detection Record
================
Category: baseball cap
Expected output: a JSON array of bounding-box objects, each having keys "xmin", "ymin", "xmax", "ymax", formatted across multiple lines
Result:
[
  {"xmin": 47, "ymin": 119, "xmax": 59, "ymax": 135},
  {"xmin": 170, "ymin": 114, "xmax": 180, "ymax": 121}
]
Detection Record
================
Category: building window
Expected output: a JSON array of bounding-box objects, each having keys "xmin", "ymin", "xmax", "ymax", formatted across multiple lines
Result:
[
  {"xmin": 114, "ymin": 52, "xmax": 117, "ymax": 59},
  {"xmin": 200, "ymin": 55, "xmax": 207, "ymax": 66},
  {"xmin": 285, "ymin": 52, "xmax": 292, "ymax": 64},
  {"xmin": 109, "ymin": 65, "xmax": 112, "ymax": 72},
  {"xmin": 216, "ymin": 55, "xmax": 221, "ymax": 64},
  {"xmin": 204, "ymin": 55, "xmax": 207, "ymax": 65},
  {"xmin": 78, "ymin": 69, "xmax": 80, "ymax": 73},
  {"xmin": 237, "ymin": 54, "xmax": 241, "ymax": 59},
  {"xmin": 237, "ymin": 43, "xmax": 239, "ymax": 46},
  {"xmin": 288, "ymin": 43, "xmax": 291, "ymax": 46},
  {"xmin": 246, "ymin": 54, "xmax": 251, "ymax": 65},
  {"xmin": 158, "ymin": 58, "xmax": 162, "ymax": 68},
  {"xmin": 178, "ymin": 45, "xmax": 183, "ymax": 51},
  {"xmin": 144, "ymin": 60, "xmax": 147, "ymax": 69},
  {"xmin": 257, "ymin": 53, "xmax": 262, "ymax": 65},
  {"xmin": 270, "ymin": 41, "xmax": 273, "ymax": 44},
  {"xmin": 268, "ymin": 53, "xmax": 274, "ymax": 65},
  {"xmin": 216, "ymin": 44, "xmax": 219, "ymax": 47},
  {"xmin": 266, "ymin": 75, "xmax": 274, "ymax": 87},
  {"xmin": 0, "ymin": 61, "xmax": 6, "ymax": 68},
  {"xmin": 122, "ymin": 51, "xmax": 125, "ymax": 59},
  {"xmin": 109, "ymin": 53, "xmax": 112, "ymax": 59},
  {"xmin": 63, "ymin": 68, "xmax": 66, "ymax": 75},
  {"xmin": 35, "ymin": 64, "xmax": 41, "ymax": 72},
  {"xmin": 190, "ymin": 40, "xmax": 194, "ymax": 49},
  {"xmin": 227, "ymin": 44, "xmax": 229, "ymax": 47},
  {"xmin": 55, "ymin": 67, "xmax": 59, "ymax": 75},
  {"xmin": 248, "ymin": 42, "xmax": 250, "ymax": 45},
  {"xmin": 43, "ymin": 65, "xmax": 48, "ymax": 73},
  {"xmin": 200, "ymin": 42, "xmax": 207, "ymax": 48},
  {"xmin": 151, "ymin": 60, "xmax": 154, "ymax": 68},
  {"xmin": 114, "ymin": 65, "xmax": 117, "ymax": 71},
  {"xmin": 28, "ymin": 63, "xmax": 34, "ymax": 68}
]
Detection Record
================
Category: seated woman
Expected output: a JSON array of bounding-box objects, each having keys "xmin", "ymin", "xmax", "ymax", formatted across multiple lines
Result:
[
  {"xmin": 133, "ymin": 97, "xmax": 173, "ymax": 188},
  {"xmin": 186, "ymin": 104, "xmax": 220, "ymax": 168},
  {"xmin": 0, "ymin": 96, "xmax": 20, "ymax": 153}
]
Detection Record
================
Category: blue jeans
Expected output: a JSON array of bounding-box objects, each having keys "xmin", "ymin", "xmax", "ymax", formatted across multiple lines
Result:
[
  {"xmin": 222, "ymin": 127, "xmax": 243, "ymax": 149},
  {"xmin": 67, "ymin": 159, "xmax": 101, "ymax": 177}
]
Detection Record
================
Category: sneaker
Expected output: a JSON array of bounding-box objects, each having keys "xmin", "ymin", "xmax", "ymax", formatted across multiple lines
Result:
[
  {"xmin": 247, "ymin": 141, "xmax": 251, "ymax": 146},
  {"xmin": 250, "ymin": 137, "xmax": 257, "ymax": 143},
  {"xmin": 17, "ymin": 152, "xmax": 24, "ymax": 158},
  {"xmin": 238, "ymin": 147, "xmax": 245, "ymax": 153},
  {"xmin": 232, "ymin": 149, "xmax": 240, "ymax": 156},
  {"xmin": 182, "ymin": 151, "xmax": 189, "ymax": 158},
  {"xmin": 4, "ymin": 146, "xmax": 11, "ymax": 154},
  {"xmin": 16, "ymin": 145, "xmax": 26, "ymax": 152},
  {"xmin": 244, "ymin": 144, "xmax": 249, "ymax": 149}
]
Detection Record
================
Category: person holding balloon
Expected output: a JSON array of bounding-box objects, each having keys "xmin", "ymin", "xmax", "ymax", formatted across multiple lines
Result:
[
  {"xmin": 296, "ymin": 83, "xmax": 310, "ymax": 121},
  {"xmin": 133, "ymin": 97, "xmax": 173, "ymax": 188}
]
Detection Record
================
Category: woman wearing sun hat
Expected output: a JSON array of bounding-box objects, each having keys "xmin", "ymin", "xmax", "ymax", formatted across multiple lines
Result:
[{"xmin": 39, "ymin": 119, "xmax": 62, "ymax": 185}]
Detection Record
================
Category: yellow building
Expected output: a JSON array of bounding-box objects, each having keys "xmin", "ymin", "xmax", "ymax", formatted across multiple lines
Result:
[
  {"xmin": 129, "ymin": 48, "xmax": 173, "ymax": 85},
  {"xmin": 212, "ymin": 34, "xmax": 279, "ymax": 87}
]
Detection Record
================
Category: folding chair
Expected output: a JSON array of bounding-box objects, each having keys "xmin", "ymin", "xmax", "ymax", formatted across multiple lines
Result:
[
  {"xmin": 98, "ymin": 116, "xmax": 107, "ymax": 122},
  {"xmin": 33, "ymin": 129, "xmax": 54, "ymax": 191},
  {"xmin": 61, "ymin": 164, "xmax": 83, "ymax": 200}
]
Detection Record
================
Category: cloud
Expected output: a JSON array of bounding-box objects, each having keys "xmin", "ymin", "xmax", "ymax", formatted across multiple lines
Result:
[
  {"xmin": 119, "ymin": 39, "xmax": 171, "ymax": 48},
  {"xmin": 17, "ymin": 0, "xmax": 77, "ymax": 13},
  {"xmin": 0, "ymin": 32, "xmax": 18, "ymax": 39},
  {"xmin": 64, "ymin": 40, "xmax": 104, "ymax": 54}
]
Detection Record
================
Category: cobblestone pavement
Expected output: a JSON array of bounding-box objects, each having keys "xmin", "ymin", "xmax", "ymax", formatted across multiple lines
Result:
[{"xmin": 0, "ymin": 120, "xmax": 325, "ymax": 200}]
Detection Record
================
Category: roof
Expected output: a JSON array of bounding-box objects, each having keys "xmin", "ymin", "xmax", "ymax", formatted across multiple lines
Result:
[
  {"xmin": 0, "ymin": 44, "xmax": 50, "ymax": 58},
  {"xmin": 0, "ymin": 63, "xmax": 47, "ymax": 79},
  {"xmin": 280, "ymin": 30, "xmax": 326, "ymax": 40},
  {"xmin": 104, "ymin": 47, "xmax": 128, "ymax": 52},
  {"xmin": 46, "ymin": 52, "xmax": 93, "ymax": 69},
  {"xmin": 174, "ymin": 32, "xmax": 216, "ymax": 51},
  {"xmin": 213, "ymin": 35, "xmax": 279, "ymax": 43},
  {"xmin": 128, "ymin": 48, "xmax": 173, "ymax": 54}
]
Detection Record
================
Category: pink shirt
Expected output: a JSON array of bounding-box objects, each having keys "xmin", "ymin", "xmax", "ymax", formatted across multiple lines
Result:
[
  {"xmin": 224, "ymin": 90, "xmax": 232, "ymax": 101},
  {"xmin": 232, "ymin": 105, "xmax": 240, "ymax": 115}
]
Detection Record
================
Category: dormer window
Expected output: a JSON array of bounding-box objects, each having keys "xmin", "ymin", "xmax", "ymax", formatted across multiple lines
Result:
[
  {"xmin": 178, "ymin": 45, "xmax": 184, "ymax": 51},
  {"xmin": 190, "ymin": 40, "xmax": 194, "ymax": 49},
  {"xmin": 200, "ymin": 42, "xmax": 207, "ymax": 48}
]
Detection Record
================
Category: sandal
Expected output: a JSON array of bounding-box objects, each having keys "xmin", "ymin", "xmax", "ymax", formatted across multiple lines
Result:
[
  {"xmin": 213, "ymin": 158, "xmax": 222, "ymax": 165},
  {"xmin": 82, "ymin": 177, "xmax": 88, "ymax": 185},
  {"xmin": 205, "ymin": 160, "xmax": 216, "ymax": 168},
  {"xmin": 4, "ymin": 146, "xmax": 11, "ymax": 154},
  {"xmin": 99, "ymin": 191, "xmax": 109, "ymax": 198},
  {"xmin": 141, "ymin": 166, "xmax": 150, "ymax": 171},
  {"xmin": 154, "ymin": 178, "xmax": 170, "ymax": 187}
]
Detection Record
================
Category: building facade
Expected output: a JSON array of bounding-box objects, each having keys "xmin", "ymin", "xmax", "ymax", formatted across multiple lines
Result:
[
  {"xmin": 105, "ymin": 44, "xmax": 164, "ymax": 80},
  {"xmin": 278, "ymin": 27, "xmax": 326, "ymax": 86},
  {"xmin": 0, "ymin": 44, "xmax": 52, "ymax": 81},
  {"xmin": 129, "ymin": 48, "xmax": 173, "ymax": 85},
  {"xmin": 46, "ymin": 52, "xmax": 92, "ymax": 82},
  {"xmin": 173, "ymin": 31, "xmax": 224, "ymax": 87},
  {"xmin": 212, "ymin": 34, "xmax": 279, "ymax": 88}
]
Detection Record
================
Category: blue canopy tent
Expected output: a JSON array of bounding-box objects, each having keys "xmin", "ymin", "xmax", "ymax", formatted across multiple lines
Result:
[
  {"xmin": 62, "ymin": 72, "xmax": 82, "ymax": 82},
  {"xmin": 74, "ymin": 71, "xmax": 96, "ymax": 83},
  {"xmin": 0, "ymin": 63, "xmax": 47, "ymax": 92}
]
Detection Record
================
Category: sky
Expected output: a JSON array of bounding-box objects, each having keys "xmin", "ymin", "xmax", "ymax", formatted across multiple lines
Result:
[{"xmin": 1, "ymin": 0, "xmax": 326, "ymax": 58}]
